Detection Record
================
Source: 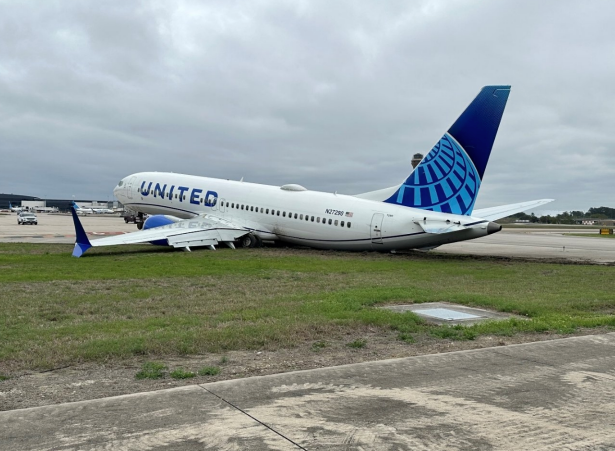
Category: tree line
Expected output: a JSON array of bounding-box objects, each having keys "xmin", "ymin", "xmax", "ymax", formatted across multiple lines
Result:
[{"xmin": 506, "ymin": 206, "xmax": 615, "ymax": 224}]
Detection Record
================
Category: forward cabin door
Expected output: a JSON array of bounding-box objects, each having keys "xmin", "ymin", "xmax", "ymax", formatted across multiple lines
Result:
[
  {"xmin": 371, "ymin": 213, "xmax": 384, "ymax": 245},
  {"xmin": 125, "ymin": 176, "xmax": 137, "ymax": 200}
]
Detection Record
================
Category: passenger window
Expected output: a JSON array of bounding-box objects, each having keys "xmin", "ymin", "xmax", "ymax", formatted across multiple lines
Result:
[
  {"xmin": 317, "ymin": 217, "xmax": 320, "ymax": 223},
  {"xmin": 341, "ymin": 221, "xmax": 345, "ymax": 227},
  {"xmin": 226, "ymin": 202, "xmax": 229, "ymax": 207},
  {"xmin": 311, "ymin": 216, "xmax": 314, "ymax": 222},
  {"xmin": 266, "ymin": 209, "xmax": 269, "ymax": 214},
  {"xmin": 334, "ymin": 220, "xmax": 338, "ymax": 226},
  {"xmin": 277, "ymin": 211, "xmax": 280, "ymax": 216},
  {"xmin": 200, "ymin": 198, "xmax": 203, "ymax": 204},
  {"xmin": 294, "ymin": 213, "xmax": 298, "ymax": 219},
  {"xmin": 347, "ymin": 222, "xmax": 351, "ymax": 228},
  {"xmin": 175, "ymin": 194, "xmax": 178, "ymax": 199},
  {"xmin": 260, "ymin": 208, "xmax": 264, "ymax": 213},
  {"xmin": 250, "ymin": 206, "xmax": 254, "ymax": 212},
  {"xmin": 283, "ymin": 212, "xmax": 286, "ymax": 217},
  {"xmin": 300, "ymin": 214, "xmax": 303, "ymax": 220},
  {"xmin": 150, "ymin": 190, "xmax": 153, "ymax": 195}
]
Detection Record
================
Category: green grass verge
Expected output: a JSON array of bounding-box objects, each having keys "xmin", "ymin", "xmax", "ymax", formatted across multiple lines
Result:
[
  {"xmin": 198, "ymin": 366, "xmax": 220, "ymax": 376},
  {"xmin": 1, "ymin": 243, "xmax": 614, "ymax": 372},
  {"xmin": 135, "ymin": 361, "xmax": 167, "ymax": 380},
  {"xmin": 170, "ymin": 368, "xmax": 196, "ymax": 379},
  {"xmin": 564, "ymin": 233, "xmax": 615, "ymax": 238}
]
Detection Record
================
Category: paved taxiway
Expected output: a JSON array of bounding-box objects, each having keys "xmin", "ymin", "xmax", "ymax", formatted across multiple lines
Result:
[
  {"xmin": 0, "ymin": 213, "xmax": 613, "ymax": 263},
  {"xmin": 2, "ymin": 333, "xmax": 615, "ymax": 450}
]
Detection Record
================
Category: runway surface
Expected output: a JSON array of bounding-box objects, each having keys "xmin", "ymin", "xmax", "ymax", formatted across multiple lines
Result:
[
  {"xmin": 1, "ymin": 213, "xmax": 613, "ymax": 263},
  {"xmin": 2, "ymin": 333, "xmax": 615, "ymax": 450}
]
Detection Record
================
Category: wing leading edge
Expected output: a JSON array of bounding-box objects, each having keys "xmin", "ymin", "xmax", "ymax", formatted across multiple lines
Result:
[{"xmin": 71, "ymin": 208, "xmax": 249, "ymax": 257}]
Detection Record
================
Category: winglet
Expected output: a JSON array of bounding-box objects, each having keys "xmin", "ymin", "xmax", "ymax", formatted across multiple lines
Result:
[{"xmin": 71, "ymin": 207, "xmax": 92, "ymax": 257}]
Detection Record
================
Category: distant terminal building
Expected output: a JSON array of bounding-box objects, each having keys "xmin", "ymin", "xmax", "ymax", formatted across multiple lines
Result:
[
  {"xmin": 0, "ymin": 194, "xmax": 117, "ymax": 212},
  {"xmin": 411, "ymin": 153, "xmax": 424, "ymax": 169}
]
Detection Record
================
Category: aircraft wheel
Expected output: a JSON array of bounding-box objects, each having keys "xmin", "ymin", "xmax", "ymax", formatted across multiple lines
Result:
[
  {"xmin": 251, "ymin": 234, "xmax": 263, "ymax": 248},
  {"xmin": 137, "ymin": 222, "xmax": 144, "ymax": 230},
  {"xmin": 240, "ymin": 234, "xmax": 261, "ymax": 248}
]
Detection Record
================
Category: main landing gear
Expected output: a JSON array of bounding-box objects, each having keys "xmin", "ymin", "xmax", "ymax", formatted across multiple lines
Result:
[{"xmin": 239, "ymin": 233, "xmax": 263, "ymax": 248}]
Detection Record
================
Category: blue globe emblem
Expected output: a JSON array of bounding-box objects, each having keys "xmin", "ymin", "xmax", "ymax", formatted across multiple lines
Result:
[{"xmin": 386, "ymin": 134, "xmax": 480, "ymax": 215}]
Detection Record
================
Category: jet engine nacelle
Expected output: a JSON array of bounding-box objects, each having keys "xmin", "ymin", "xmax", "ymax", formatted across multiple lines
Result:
[{"xmin": 143, "ymin": 215, "xmax": 182, "ymax": 246}]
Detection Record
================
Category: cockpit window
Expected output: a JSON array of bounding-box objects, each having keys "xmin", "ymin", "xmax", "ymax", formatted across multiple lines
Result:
[{"xmin": 118, "ymin": 180, "xmax": 124, "ymax": 187}]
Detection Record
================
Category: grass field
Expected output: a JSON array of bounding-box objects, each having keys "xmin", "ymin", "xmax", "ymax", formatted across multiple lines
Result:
[{"xmin": 1, "ymin": 243, "xmax": 614, "ymax": 372}]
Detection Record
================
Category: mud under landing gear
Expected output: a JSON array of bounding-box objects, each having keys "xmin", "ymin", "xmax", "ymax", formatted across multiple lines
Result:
[{"xmin": 239, "ymin": 233, "xmax": 262, "ymax": 248}]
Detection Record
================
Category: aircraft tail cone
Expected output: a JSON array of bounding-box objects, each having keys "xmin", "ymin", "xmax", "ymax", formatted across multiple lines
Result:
[{"xmin": 487, "ymin": 222, "xmax": 502, "ymax": 235}]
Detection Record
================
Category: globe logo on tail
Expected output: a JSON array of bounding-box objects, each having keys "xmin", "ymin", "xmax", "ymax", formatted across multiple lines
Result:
[{"xmin": 385, "ymin": 133, "xmax": 480, "ymax": 215}]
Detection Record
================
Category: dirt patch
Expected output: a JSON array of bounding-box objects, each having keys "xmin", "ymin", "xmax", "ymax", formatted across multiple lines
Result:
[{"xmin": 1, "ymin": 328, "xmax": 609, "ymax": 411}]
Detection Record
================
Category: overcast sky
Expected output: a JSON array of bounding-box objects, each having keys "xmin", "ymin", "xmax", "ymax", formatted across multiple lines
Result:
[{"xmin": 1, "ymin": 0, "xmax": 613, "ymax": 213}]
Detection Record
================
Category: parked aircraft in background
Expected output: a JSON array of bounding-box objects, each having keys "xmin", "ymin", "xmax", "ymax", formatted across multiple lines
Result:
[
  {"xmin": 34, "ymin": 206, "xmax": 59, "ymax": 213},
  {"xmin": 71, "ymin": 85, "xmax": 553, "ymax": 257},
  {"xmin": 9, "ymin": 202, "xmax": 24, "ymax": 213},
  {"xmin": 72, "ymin": 201, "xmax": 114, "ymax": 215}
]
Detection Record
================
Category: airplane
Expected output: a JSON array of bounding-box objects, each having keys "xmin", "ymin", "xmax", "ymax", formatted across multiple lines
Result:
[
  {"xmin": 71, "ymin": 85, "xmax": 554, "ymax": 257},
  {"xmin": 72, "ymin": 201, "xmax": 114, "ymax": 215},
  {"xmin": 9, "ymin": 202, "xmax": 24, "ymax": 213},
  {"xmin": 34, "ymin": 206, "xmax": 59, "ymax": 213}
]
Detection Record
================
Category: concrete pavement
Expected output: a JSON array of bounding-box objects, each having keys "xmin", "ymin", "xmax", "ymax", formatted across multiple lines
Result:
[{"xmin": 2, "ymin": 333, "xmax": 615, "ymax": 450}]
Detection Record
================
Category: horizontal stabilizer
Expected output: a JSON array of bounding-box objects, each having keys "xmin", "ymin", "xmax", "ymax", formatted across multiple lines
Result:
[{"xmin": 472, "ymin": 199, "xmax": 554, "ymax": 222}]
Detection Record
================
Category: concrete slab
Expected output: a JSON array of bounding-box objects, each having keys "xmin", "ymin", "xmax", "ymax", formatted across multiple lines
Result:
[{"xmin": 2, "ymin": 333, "xmax": 615, "ymax": 450}]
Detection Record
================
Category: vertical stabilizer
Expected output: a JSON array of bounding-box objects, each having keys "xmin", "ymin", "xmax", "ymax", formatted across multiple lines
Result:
[{"xmin": 383, "ymin": 86, "xmax": 510, "ymax": 215}]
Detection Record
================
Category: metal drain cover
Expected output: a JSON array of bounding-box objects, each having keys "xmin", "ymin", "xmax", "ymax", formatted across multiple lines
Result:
[{"xmin": 412, "ymin": 308, "xmax": 482, "ymax": 321}]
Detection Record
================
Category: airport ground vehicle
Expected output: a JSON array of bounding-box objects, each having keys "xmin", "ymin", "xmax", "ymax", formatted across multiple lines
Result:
[{"xmin": 18, "ymin": 212, "xmax": 38, "ymax": 225}]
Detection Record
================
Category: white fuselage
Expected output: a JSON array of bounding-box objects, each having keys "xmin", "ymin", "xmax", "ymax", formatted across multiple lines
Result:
[{"xmin": 113, "ymin": 172, "xmax": 492, "ymax": 251}]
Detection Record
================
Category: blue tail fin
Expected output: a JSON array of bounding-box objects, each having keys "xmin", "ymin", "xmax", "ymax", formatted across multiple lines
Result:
[
  {"xmin": 71, "ymin": 207, "xmax": 92, "ymax": 257},
  {"xmin": 384, "ymin": 86, "xmax": 511, "ymax": 215}
]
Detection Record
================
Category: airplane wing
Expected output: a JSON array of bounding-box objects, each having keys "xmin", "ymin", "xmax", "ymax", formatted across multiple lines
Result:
[
  {"xmin": 71, "ymin": 208, "xmax": 250, "ymax": 257},
  {"xmin": 472, "ymin": 199, "xmax": 555, "ymax": 222}
]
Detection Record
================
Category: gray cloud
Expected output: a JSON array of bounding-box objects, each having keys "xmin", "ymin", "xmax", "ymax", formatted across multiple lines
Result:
[{"xmin": 0, "ymin": 0, "xmax": 613, "ymax": 212}]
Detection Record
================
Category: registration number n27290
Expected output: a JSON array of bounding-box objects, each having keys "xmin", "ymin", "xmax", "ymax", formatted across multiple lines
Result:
[{"xmin": 325, "ymin": 209, "xmax": 344, "ymax": 216}]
